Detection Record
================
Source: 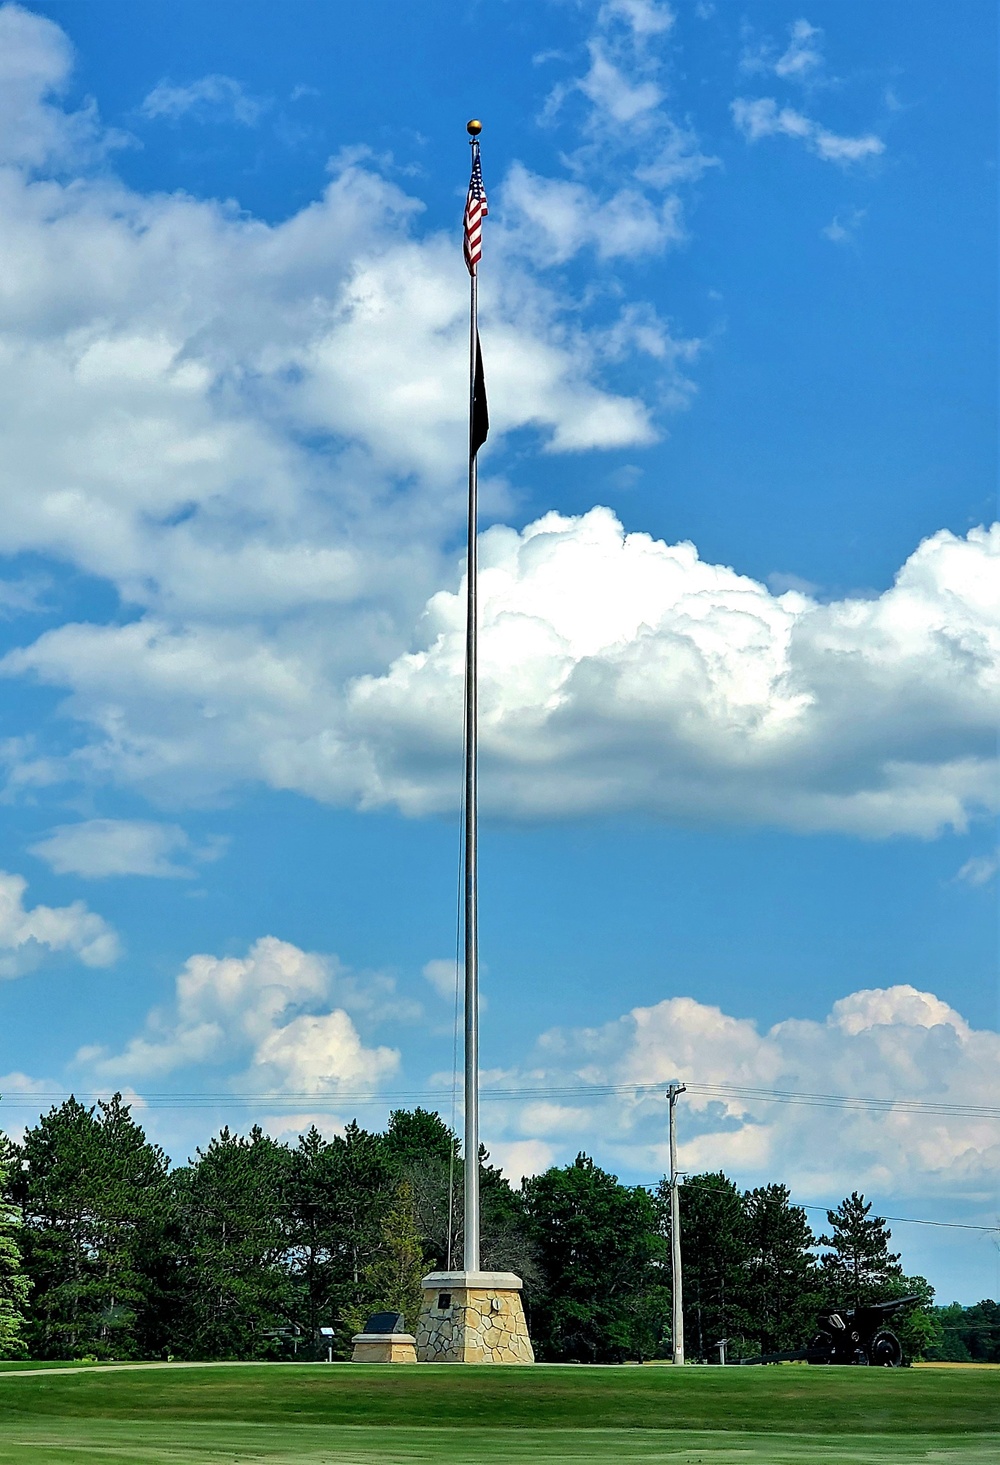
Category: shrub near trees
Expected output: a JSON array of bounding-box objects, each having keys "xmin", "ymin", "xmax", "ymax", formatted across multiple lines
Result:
[{"xmin": 0, "ymin": 1093, "xmax": 967, "ymax": 1363}]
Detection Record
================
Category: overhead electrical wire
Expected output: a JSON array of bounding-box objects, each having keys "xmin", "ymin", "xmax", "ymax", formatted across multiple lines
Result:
[
  {"xmin": 2, "ymin": 1084, "xmax": 994, "ymax": 1237},
  {"xmin": 674, "ymin": 1178, "xmax": 999, "ymax": 1235},
  {"xmin": 2, "ymin": 1081, "xmax": 996, "ymax": 1121}
]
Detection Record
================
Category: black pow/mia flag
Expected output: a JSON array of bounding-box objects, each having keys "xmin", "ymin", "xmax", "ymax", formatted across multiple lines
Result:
[{"xmin": 471, "ymin": 330, "xmax": 489, "ymax": 457}]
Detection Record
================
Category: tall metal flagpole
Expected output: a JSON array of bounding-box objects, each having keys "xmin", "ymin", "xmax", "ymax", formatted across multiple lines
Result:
[
  {"xmin": 463, "ymin": 118, "xmax": 483, "ymax": 1274},
  {"xmin": 411, "ymin": 122, "xmax": 531, "ymax": 1366}
]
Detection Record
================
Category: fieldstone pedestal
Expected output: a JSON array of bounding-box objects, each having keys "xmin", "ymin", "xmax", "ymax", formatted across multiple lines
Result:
[
  {"xmin": 415, "ymin": 1271, "xmax": 534, "ymax": 1363},
  {"xmin": 350, "ymin": 1331, "xmax": 417, "ymax": 1363}
]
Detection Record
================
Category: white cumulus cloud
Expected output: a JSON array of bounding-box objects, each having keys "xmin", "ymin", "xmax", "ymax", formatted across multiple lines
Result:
[
  {"xmin": 0, "ymin": 5, "xmax": 989, "ymax": 850},
  {"xmin": 81, "ymin": 934, "xmax": 401, "ymax": 1094},
  {"xmin": 0, "ymin": 868, "xmax": 119, "ymax": 977},
  {"xmin": 4, "ymin": 507, "xmax": 997, "ymax": 837},
  {"xmin": 0, "ymin": 3, "xmax": 117, "ymax": 168},
  {"xmin": 348, "ymin": 509, "xmax": 1000, "ymax": 836},
  {"xmin": 481, "ymin": 984, "xmax": 1000, "ymax": 1210}
]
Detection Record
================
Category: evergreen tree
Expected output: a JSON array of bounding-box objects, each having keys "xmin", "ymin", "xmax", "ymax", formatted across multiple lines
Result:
[
  {"xmin": 284, "ymin": 1126, "xmax": 343, "ymax": 1348},
  {"xmin": 172, "ymin": 1126, "xmax": 295, "ymax": 1359},
  {"xmin": 17, "ymin": 1095, "xmax": 171, "ymax": 1359},
  {"xmin": 328, "ymin": 1121, "xmax": 395, "ymax": 1294},
  {"xmin": 523, "ymin": 1154, "xmax": 669, "ymax": 1362},
  {"xmin": 0, "ymin": 1134, "xmax": 29, "ymax": 1358},
  {"xmin": 818, "ymin": 1192, "xmax": 902, "ymax": 1306},
  {"xmin": 383, "ymin": 1108, "xmax": 456, "ymax": 1172},
  {"xmin": 287, "ymin": 1120, "xmax": 397, "ymax": 1357},
  {"xmin": 741, "ymin": 1183, "xmax": 820, "ymax": 1355}
]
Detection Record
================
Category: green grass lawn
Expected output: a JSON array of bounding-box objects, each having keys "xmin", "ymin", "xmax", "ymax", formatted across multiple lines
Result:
[{"xmin": 0, "ymin": 1363, "xmax": 995, "ymax": 1464}]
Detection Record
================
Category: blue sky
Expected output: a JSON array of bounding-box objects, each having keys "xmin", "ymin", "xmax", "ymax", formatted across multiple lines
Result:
[{"xmin": 0, "ymin": 0, "xmax": 996, "ymax": 1303}]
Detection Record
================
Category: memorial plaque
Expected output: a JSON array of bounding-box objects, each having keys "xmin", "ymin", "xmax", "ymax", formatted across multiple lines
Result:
[{"xmin": 363, "ymin": 1311, "xmax": 406, "ymax": 1335}]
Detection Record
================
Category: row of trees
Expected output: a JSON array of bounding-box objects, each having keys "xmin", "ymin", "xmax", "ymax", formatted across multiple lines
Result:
[
  {"xmin": 0, "ymin": 1094, "xmax": 960, "ymax": 1363},
  {"xmin": 931, "ymin": 1301, "xmax": 1000, "ymax": 1363}
]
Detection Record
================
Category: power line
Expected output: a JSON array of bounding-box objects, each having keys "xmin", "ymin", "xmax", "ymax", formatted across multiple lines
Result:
[
  {"xmin": 675, "ymin": 1178, "xmax": 999, "ymax": 1235},
  {"xmin": 4, "ymin": 1090, "xmax": 994, "ymax": 1239},
  {"xmin": 2, "ymin": 1081, "xmax": 997, "ymax": 1120}
]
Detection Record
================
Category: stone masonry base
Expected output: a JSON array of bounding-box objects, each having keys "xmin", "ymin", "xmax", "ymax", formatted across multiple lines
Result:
[
  {"xmin": 415, "ymin": 1271, "xmax": 534, "ymax": 1364},
  {"xmin": 350, "ymin": 1332, "xmax": 418, "ymax": 1363}
]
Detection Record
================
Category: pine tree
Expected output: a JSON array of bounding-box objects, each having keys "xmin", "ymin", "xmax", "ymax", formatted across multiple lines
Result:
[
  {"xmin": 285, "ymin": 1126, "xmax": 342, "ymax": 1347},
  {"xmin": 17, "ymin": 1095, "xmax": 171, "ymax": 1359},
  {"xmin": 0, "ymin": 1135, "xmax": 29, "ymax": 1358},
  {"xmin": 741, "ymin": 1184, "xmax": 820, "ymax": 1355},
  {"xmin": 172, "ymin": 1126, "xmax": 295, "ymax": 1359},
  {"xmin": 819, "ymin": 1192, "xmax": 902, "ymax": 1306}
]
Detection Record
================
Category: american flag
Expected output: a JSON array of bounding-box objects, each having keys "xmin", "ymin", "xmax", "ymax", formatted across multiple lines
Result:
[{"xmin": 463, "ymin": 142, "xmax": 488, "ymax": 275}]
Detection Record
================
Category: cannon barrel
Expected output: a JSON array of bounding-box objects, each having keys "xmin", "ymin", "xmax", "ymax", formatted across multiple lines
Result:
[{"xmin": 868, "ymin": 1294, "xmax": 920, "ymax": 1316}]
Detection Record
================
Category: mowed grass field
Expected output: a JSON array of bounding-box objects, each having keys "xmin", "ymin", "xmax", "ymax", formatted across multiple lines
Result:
[{"xmin": 0, "ymin": 1361, "xmax": 996, "ymax": 1464}]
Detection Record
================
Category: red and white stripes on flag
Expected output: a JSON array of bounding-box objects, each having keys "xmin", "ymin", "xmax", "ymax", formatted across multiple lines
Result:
[{"xmin": 464, "ymin": 141, "xmax": 488, "ymax": 275}]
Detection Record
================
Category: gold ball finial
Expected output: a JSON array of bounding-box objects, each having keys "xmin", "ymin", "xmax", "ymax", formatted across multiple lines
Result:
[{"xmin": 467, "ymin": 119, "xmax": 483, "ymax": 136}]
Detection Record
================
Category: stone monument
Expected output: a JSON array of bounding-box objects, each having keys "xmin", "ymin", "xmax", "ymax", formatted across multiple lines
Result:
[
  {"xmin": 350, "ymin": 1310, "xmax": 417, "ymax": 1364},
  {"xmin": 415, "ymin": 1271, "xmax": 534, "ymax": 1363}
]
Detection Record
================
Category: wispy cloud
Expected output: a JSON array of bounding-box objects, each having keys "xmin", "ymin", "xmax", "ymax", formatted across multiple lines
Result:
[
  {"xmin": 30, "ymin": 819, "xmax": 227, "ymax": 880},
  {"xmin": 732, "ymin": 96, "xmax": 884, "ymax": 166},
  {"xmin": 743, "ymin": 18, "xmax": 826, "ymax": 83},
  {"xmin": 141, "ymin": 74, "xmax": 269, "ymax": 127},
  {"xmin": 733, "ymin": 16, "xmax": 884, "ymax": 169},
  {"xmin": 507, "ymin": 0, "xmax": 715, "ymax": 269},
  {"xmin": 598, "ymin": 0, "xmax": 676, "ymax": 40},
  {"xmin": 955, "ymin": 852, "xmax": 999, "ymax": 888},
  {"xmin": 822, "ymin": 207, "xmax": 867, "ymax": 244}
]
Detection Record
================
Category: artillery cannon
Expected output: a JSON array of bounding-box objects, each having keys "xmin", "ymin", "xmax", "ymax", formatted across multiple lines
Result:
[
  {"xmin": 806, "ymin": 1295, "xmax": 917, "ymax": 1366},
  {"xmin": 740, "ymin": 1294, "xmax": 918, "ymax": 1367}
]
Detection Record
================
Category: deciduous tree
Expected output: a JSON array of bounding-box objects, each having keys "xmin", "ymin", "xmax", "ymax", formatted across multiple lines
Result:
[
  {"xmin": 524, "ymin": 1154, "xmax": 668, "ymax": 1362},
  {"xmin": 666, "ymin": 1172, "xmax": 749, "ymax": 1362}
]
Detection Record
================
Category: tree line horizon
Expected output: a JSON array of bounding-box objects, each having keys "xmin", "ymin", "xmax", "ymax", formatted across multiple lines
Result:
[{"xmin": 0, "ymin": 1093, "xmax": 995, "ymax": 1365}]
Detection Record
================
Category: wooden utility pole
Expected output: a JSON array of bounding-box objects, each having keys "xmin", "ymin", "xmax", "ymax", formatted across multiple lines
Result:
[{"xmin": 668, "ymin": 1082, "xmax": 686, "ymax": 1365}]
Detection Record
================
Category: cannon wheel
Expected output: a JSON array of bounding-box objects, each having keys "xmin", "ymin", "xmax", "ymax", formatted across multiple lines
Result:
[
  {"xmin": 807, "ymin": 1333, "xmax": 833, "ymax": 1364},
  {"xmin": 869, "ymin": 1329, "xmax": 903, "ymax": 1367}
]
